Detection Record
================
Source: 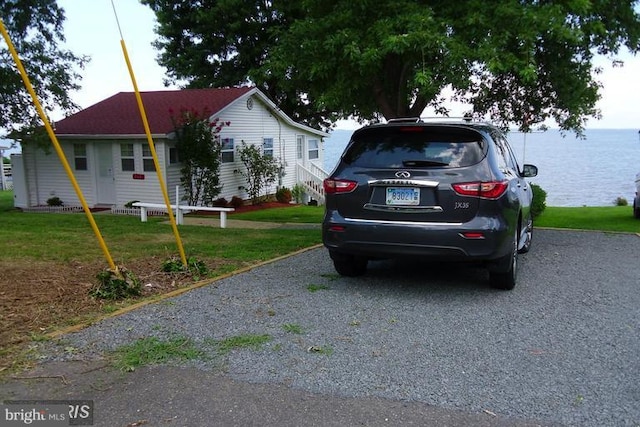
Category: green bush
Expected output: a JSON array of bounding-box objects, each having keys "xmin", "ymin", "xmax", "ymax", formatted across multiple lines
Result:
[
  {"xmin": 530, "ymin": 183, "xmax": 547, "ymax": 219},
  {"xmin": 291, "ymin": 184, "xmax": 305, "ymax": 203},
  {"xmin": 161, "ymin": 256, "xmax": 208, "ymax": 277},
  {"xmin": 90, "ymin": 268, "xmax": 141, "ymax": 300},
  {"xmin": 234, "ymin": 142, "xmax": 280, "ymax": 204},
  {"xmin": 46, "ymin": 196, "xmax": 63, "ymax": 206},
  {"xmin": 614, "ymin": 197, "xmax": 628, "ymax": 206},
  {"xmin": 124, "ymin": 200, "xmax": 140, "ymax": 208}
]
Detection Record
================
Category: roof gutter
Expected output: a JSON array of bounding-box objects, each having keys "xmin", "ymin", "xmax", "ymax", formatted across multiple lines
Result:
[{"xmin": 55, "ymin": 134, "xmax": 168, "ymax": 140}]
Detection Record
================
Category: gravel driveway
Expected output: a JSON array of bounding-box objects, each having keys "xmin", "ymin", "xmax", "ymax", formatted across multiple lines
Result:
[{"xmin": 5, "ymin": 229, "xmax": 640, "ymax": 426}]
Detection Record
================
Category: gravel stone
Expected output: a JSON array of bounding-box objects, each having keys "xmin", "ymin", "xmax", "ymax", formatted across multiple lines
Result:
[{"xmin": 40, "ymin": 229, "xmax": 640, "ymax": 427}]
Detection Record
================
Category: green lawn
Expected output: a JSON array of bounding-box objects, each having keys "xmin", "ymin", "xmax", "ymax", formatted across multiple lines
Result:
[
  {"xmin": 535, "ymin": 206, "xmax": 640, "ymax": 233},
  {"xmin": 0, "ymin": 191, "xmax": 321, "ymax": 269},
  {"xmin": 229, "ymin": 205, "xmax": 324, "ymax": 223},
  {"xmin": 1, "ymin": 190, "xmax": 636, "ymax": 270},
  {"xmin": 228, "ymin": 202, "xmax": 640, "ymax": 234}
]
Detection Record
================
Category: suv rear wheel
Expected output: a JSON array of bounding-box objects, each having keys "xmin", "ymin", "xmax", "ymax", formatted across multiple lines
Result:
[
  {"xmin": 330, "ymin": 251, "xmax": 368, "ymax": 277},
  {"xmin": 490, "ymin": 228, "xmax": 518, "ymax": 290}
]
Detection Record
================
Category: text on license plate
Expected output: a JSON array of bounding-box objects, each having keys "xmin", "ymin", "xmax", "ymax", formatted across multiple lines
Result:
[{"xmin": 386, "ymin": 187, "xmax": 420, "ymax": 205}]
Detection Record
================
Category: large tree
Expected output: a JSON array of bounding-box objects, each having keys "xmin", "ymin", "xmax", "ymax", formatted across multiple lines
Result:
[
  {"xmin": 0, "ymin": 0, "xmax": 88, "ymax": 139},
  {"xmin": 144, "ymin": 0, "xmax": 640, "ymax": 133}
]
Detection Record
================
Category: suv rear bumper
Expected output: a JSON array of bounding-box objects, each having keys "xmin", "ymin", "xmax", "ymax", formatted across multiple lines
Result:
[{"xmin": 322, "ymin": 212, "xmax": 513, "ymax": 262}]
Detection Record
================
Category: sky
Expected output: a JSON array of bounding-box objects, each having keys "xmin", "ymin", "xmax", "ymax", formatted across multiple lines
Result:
[{"xmin": 19, "ymin": 0, "xmax": 640, "ymax": 132}]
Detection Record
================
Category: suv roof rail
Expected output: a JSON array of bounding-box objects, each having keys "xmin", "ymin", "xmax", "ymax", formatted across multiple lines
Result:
[
  {"xmin": 385, "ymin": 116, "xmax": 488, "ymax": 124},
  {"xmin": 386, "ymin": 117, "xmax": 422, "ymax": 123},
  {"xmin": 419, "ymin": 116, "xmax": 485, "ymax": 123}
]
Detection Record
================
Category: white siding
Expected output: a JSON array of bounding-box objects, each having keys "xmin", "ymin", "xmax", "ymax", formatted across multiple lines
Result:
[
  {"xmin": 21, "ymin": 93, "xmax": 326, "ymax": 208},
  {"xmin": 113, "ymin": 139, "xmax": 167, "ymax": 206},
  {"xmin": 165, "ymin": 140, "xmax": 183, "ymax": 204},
  {"xmin": 22, "ymin": 140, "xmax": 97, "ymax": 207},
  {"xmin": 20, "ymin": 139, "xmax": 177, "ymax": 208},
  {"xmin": 212, "ymin": 95, "xmax": 325, "ymax": 201}
]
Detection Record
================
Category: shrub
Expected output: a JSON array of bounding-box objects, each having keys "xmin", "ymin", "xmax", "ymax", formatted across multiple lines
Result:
[
  {"xmin": 212, "ymin": 197, "xmax": 228, "ymax": 207},
  {"xmin": 161, "ymin": 256, "xmax": 208, "ymax": 277},
  {"xmin": 230, "ymin": 196, "xmax": 244, "ymax": 209},
  {"xmin": 614, "ymin": 197, "xmax": 628, "ymax": 206},
  {"xmin": 291, "ymin": 183, "xmax": 305, "ymax": 203},
  {"xmin": 124, "ymin": 200, "xmax": 140, "ymax": 209},
  {"xmin": 46, "ymin": 196, "xmax": 63, "ymax": 206},
  {"xmin": 530, "ymin": 183, "xmax": 547, "ymax": 219},
  {"xmin": 234, "ymin": 142, "xmax": 280, "ymax": 204},
  {"xmin": 171, "ymin": 110, "xmax": 228, "ymax": 206},
  {"xmin": 90, "ymin": 268, "xmax": 141, "ymax": 300},
  {"xmin": 276, "ymin": 187, "xmax": 292, "ymax": 203}
]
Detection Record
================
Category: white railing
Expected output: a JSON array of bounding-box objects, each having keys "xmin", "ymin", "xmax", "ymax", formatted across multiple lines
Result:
[{"xmin": 296, "ymin": 163, "xmax": 328, "ymax": 205}]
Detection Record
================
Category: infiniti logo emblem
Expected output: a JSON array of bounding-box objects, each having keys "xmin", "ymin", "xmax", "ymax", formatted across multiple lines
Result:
[{"xmin": 395, "ymin": 171, "xmax": 411, "ymax": 178}]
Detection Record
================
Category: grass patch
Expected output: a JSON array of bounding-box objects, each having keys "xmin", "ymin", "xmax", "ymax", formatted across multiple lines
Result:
[
  {"xmin": 307, "ymin": 284, "xmax": 330, "ymax": 292},
  {"xmin": 229, "ymin": 205, "xmax": 323, "ymax": 223},
  {"xmin": 282, "ymin": 323, "xmax": 304, "ymax": 334},
  {"xmin": 208, "ymin": 334, "xmax": 272, "ymax": 355},
  {"xmin": 0, "ymin": 190, "xmax": 13, "ymax": 212},
  {"xmin": 112, "ymin": 336, "xmax": 204, "ymax": 372},
  {"xmin": 307, "ymin": 345, "xmax": 333, "ymax": 356},
  {"xmin": 535, "ymin": 206, "xmax": 640, "ymax": 233},
  {"xmin": 0, "ymin": 191, "xmax": 321, "ymax": 265}
]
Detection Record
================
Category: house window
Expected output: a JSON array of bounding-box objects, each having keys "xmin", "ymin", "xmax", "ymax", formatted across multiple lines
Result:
[
  {"xmin": 121, "ymin": 144, "xmax": 135, "ymax": 171},
  {"xmin": 308, "ymin": 139, "xmax": 319, "ymax": 160},
  {"xmin": 142, "ymin": 145, "xmax": 156, "ymax": 172},
  {"xmin": 221, "ymin": 138, "xmax": 234, "ymax": 163},
  {"xmin": 169, "ymin": 147, "xmax": 181, "ymax": 164},
  {"xmin": 263, "ymin": 137, "xmax": 274, "ymax": 158},
  {"xmin": 73, "ymin": 144, "xmax": 87, "ymax": 171},
  {"xmin": 296, "ymin": 136, "xmax": 304, "ymax": 160}
]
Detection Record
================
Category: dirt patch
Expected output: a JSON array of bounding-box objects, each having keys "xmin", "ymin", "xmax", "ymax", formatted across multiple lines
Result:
[
  {"xmin": 0, "ymin": 251, "xmax": 241, "ymax": 374},
  {"xmin": 0, "ymin": 202, "xmax": 304, "ymax": 373},
  {"xmin": 0, "ymin": 257, "xmax": 209, "ymax": 357}
]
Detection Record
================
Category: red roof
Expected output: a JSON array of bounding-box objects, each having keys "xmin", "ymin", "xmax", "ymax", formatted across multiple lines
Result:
[{"xmin": 54, "ymin": 87, "xmax": 253, "ymax": 135}]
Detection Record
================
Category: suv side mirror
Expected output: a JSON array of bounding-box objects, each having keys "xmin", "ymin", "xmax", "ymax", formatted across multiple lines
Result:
[{"xmin": 522, "ymin": 164, "xmax": 538, "ymax": 178}]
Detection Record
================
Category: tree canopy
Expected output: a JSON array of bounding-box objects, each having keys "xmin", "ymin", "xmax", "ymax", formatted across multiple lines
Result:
[
  {"xmin": 144, "ymin": 0, "xmax": 640, "ymax": 133},
  {"xmin": 0, "ymin": 0, "xmax": 88, "ymax": 139}
]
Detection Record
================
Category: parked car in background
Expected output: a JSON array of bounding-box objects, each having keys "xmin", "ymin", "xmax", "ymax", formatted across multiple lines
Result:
[
  {"xmin": 322, "ymin": 118, "xmax": 538, "ymax": 290},
  {"xmin": 634, "ymin": 172, "xmax": 640, "ymax": 219}
]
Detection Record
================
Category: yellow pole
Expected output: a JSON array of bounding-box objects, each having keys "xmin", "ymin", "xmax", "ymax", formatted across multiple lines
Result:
[
  {"xmin": 0, "ymin": 19, "xmax": 119, "ymax": 273},
  {"xmin": 111, "ymin": 5, "xmax": 187, "ymax": 267}
]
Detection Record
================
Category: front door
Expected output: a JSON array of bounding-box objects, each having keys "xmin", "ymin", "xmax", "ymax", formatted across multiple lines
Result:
[
  {"xmin": 296, "ymin": 135, "xmax": 307, "ymax": 168},
  {"xmin": 96, "ymin": 144, "xmax": 115, "ymax": 205}
]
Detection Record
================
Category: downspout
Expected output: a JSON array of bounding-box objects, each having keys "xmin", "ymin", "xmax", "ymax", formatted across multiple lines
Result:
[
  {"xmin": 32, "ymin": 146, "xmax": 40, "ymax": 206},
  {"xmin": 277, "ymin": 116, "xmax": 284, "ymax": 188}
]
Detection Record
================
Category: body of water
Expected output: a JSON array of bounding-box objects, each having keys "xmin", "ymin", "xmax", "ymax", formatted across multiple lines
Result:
[{"xmin": 323, "ymin": 128, "xmax": 640, "ymax": 207}]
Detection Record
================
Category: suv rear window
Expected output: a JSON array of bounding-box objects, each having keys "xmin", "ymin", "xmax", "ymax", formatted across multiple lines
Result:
[{"xmin": 343, "ymin": 126, "xmax": 486, "ymax": 168}]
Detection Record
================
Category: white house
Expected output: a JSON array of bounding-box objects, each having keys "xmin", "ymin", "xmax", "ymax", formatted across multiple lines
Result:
[{"xmin": 12, "ymin": 87, "xmax": 329, "ymax": 209}]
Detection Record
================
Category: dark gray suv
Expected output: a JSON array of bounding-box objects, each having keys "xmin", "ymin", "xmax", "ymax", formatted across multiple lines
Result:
[{"xmin": 322, "ymin": 118, "xmax": 538, "ymax": 290}]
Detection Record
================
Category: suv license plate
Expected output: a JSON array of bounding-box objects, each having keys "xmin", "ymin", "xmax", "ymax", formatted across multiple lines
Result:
[{"xmin": 386, "ymin": 187, "xmax": 420, "ymax": 205}]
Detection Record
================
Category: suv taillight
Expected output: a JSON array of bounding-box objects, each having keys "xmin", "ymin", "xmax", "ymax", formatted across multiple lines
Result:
[
  {"xmin": 452, "ymin": 181, "xmax": 509, "ymax": 200},
  {"xmin": 323, "ymin": 178, "xmax": 358, "ymax": 194}
]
